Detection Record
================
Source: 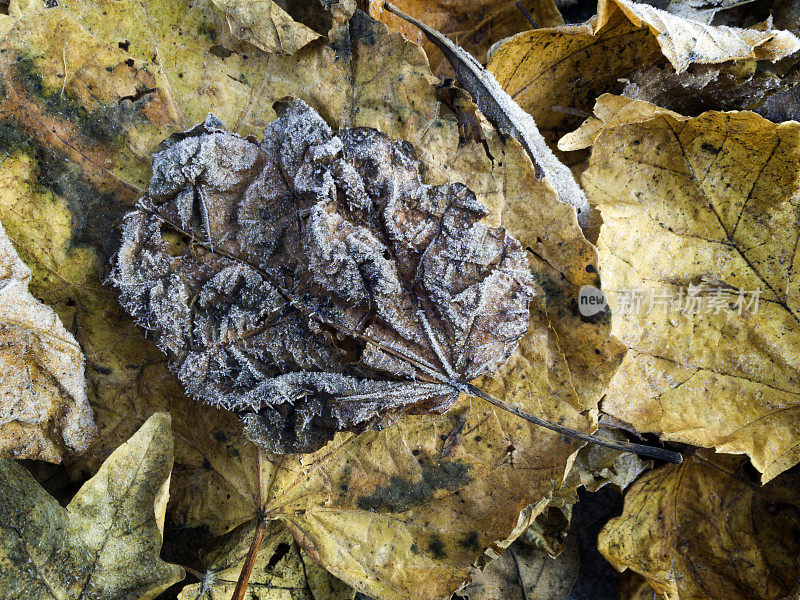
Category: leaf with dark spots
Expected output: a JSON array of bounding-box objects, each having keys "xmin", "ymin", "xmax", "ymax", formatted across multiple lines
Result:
[
  {"xmin": 113, "ymin": 98, "xmax": 537, "ymax": 454},
  {"xmin": 356, "ymin": 456, "xmax": 471, "ymax": 512}
]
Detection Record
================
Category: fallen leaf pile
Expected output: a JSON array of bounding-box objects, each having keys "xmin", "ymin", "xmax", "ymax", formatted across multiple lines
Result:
[{"xmin": 1, "ymin": 0, "xmax": 800, "ymax": 599}]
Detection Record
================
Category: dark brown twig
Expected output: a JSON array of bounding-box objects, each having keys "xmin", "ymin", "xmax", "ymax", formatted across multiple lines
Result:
[{"xmin": 230, "ymin": 517, "xmax": 270, "ymax": 600}]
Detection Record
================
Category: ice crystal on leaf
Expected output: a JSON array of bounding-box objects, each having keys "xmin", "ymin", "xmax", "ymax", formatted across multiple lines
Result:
[{"xmin": 113, "ymin": 99, "xmax": 535, "ymax": 453}]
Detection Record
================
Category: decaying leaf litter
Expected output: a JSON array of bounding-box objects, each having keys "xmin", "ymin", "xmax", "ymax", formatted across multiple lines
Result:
[{"xmin": 1, "ymin": 0, "xmax": 800, "ymax": 599}]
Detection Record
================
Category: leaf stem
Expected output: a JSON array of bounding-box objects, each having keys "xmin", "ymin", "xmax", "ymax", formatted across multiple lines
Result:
[
  {"xmin": 460, "ymin": 383, "xmax": 683, "ymax": 464},
  {"xmin": 230, "ymin": 516, "xmax": 270, "ymax": 600},
  {"xmin": 515, "ymin": 2, "xmax": 537, "ymax": 29}
]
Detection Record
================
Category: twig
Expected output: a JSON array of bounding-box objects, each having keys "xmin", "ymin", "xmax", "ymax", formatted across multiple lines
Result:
[
  {"xmin": 516, "ymin": 2, "xmax": 537, "ymax": 29},
  {"xmin": 231, "ymin": 448, "xmax": 271, "ymax": 600}
]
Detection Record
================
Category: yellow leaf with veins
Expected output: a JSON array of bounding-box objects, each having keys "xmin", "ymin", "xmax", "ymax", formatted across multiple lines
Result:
[
  {"xmin": 579, "ymin": 99, "xmax": 800, "ymax": 482},
  {"xmin": 0, "ymin": 413, "xmax": 183, "ymax": 598}
]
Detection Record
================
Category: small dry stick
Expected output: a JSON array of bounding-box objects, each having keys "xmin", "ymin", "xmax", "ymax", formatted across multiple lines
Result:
[{"xmin": 230, "ymin": 517, "xmax": 270, "ymax": 600}]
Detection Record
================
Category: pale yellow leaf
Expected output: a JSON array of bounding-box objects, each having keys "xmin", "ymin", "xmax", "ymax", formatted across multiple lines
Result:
[{"xmin": 0, "ymin": 412, "xmax": 183, "ymax": 598}]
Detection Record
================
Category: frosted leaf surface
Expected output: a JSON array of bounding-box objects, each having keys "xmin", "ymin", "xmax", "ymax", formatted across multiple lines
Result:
[
  {"xmin": 113, "ymin": 99, "xmax": 536, "ymax": 453},
  {"xmin": 0, "ymin": 217, "xmax": 97, "ymax": 461}
]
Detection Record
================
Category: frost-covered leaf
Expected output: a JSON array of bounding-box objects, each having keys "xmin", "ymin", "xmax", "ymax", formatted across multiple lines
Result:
[
  {"xmin": 0, "ymin": 413, "xmax": 183, "ymax": 599},
  {"xmin": 599, "ymin": 452, "xmax": 800, "ymax": 600},
  {"xmin": 0, "ymin": 217, "xmax": 96, "ymax": 462},
  {"xmin": 659, "ymin": 0, "xmax": 756, "ymax": 25},
  {"xmin": 178, "ymin": 520, "xmax": 354, "ymax": 600},
  {"xmin": 113, "ymin": 99, "xmax": 537, "ymax": 454},
  {"xmin": 579, "ymin": 104, "xmax": 800, "ymax": 481}
]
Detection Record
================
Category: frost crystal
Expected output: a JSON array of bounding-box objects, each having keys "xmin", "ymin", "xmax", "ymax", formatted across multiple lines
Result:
[{"xmin": 113, "ymin": 99, "xmax": 535, "ymax": 453}]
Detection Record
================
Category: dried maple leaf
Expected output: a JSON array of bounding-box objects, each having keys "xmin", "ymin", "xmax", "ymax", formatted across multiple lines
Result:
[
  {"xmin": 0, "ymin": 217, "xmax": 96, "ymax": 462},
  {"xmin": 487, "ymin": 0, "xmax": 799, "ymax": 158},
  {"xmin": 0, "ymin": 413, "xmax": 184, "ymax": 598},
  {"xmin": 599, "ymin": 451, "xmax": 800, "ymax": 600},
  {"xmin": 577, "ymin": 97, "xmax": 800, "ymax": 482},
  {"xmin": 113, "ymin": 98, "xmax": 538, "ymax": 454}
]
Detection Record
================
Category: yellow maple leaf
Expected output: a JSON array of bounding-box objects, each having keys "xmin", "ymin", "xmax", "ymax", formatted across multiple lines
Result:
[
  {"xmin": 0, "ymin": 413, "xmax": 183, "ymax": 598},
  {"xmin": 577, "ymin": 95, "xmax": 800, "ymax": 482}
]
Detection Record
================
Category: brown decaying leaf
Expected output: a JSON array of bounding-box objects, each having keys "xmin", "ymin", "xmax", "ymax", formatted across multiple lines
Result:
[
  {"xmin": 112, "ymin": 99, "xmax": 536, "ymax": 454},
  {"xmin": 0, "ymin": 413, "xmax": 184, "ymax": 598},
  {"xmin": 458, "ymin": 536, "xmax": 580, "ymax": 600},
  {"xmin": 576, "ymin": 95, "xmax": 800, "ymax": 482},
  {"xmin": 487, "ymin": 0, "xmax": 799, "ymax": 161},
  {"xmin": 0, "ymin": 1, "xmax": 626, "ymax": 598},
  {"xmin": 599, "ymin": 451, "xmax": 800, "ymax": 600},
  {"xmin": 620, "ymin": 61, "xmax": 783, "ymax": 117},
  {"xmin": 0, "ymin": 217, "xmax": 96, "ymax": 462},
  {"xmin": 658, "ymin": 0, "xmax": 757, "ymax": 25},
  {"xmin": 367, "ymin": 0, "xmax": 563, "ymax": 77}
]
